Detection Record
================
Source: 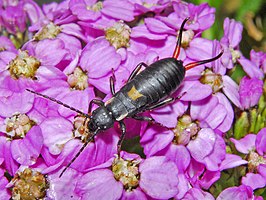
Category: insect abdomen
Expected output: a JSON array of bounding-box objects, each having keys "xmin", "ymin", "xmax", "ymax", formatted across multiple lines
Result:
[
  {"xmin": 133, "ymin": 58, "xmax": 185, "ymax": 102},
  {"xmin": 106, "ymin": 58, "xmax": 185, "ymax": 120}
]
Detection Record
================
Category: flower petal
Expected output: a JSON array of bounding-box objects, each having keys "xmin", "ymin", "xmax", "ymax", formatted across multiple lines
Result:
[
  {"xmin": 11, "ymin": 126, "xmax": 43, "ymax": 165},
  {"xmin": 139, "ymin": 156, "xmax": 179, "ymax": 199},
  {"xmin": 75, "ymin": 169, "xmax": 123, "ymax": 200}
]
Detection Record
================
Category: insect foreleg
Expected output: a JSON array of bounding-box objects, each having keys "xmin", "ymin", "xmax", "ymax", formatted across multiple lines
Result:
[
  {"xmin": 127, "ymin": 62, "xmax": 148, "ymax": 82},
  {"xmin": 88, "ymin": 99, "xmax": 104, "ymax": 114},
  {"xmin": 110, "ymin": 76, "xmax": 116, "ymax": 95}
]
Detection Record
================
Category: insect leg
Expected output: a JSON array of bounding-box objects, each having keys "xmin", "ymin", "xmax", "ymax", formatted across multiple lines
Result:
[
  {"xmin": 110, "ymin": 76, "xmax": 116, "ymax": 95},
  {"xmin": 127, "ymin": 62, "xmax": 148, "ymax": 82},
  {"xmin": 132, "ymin": 115, "xmax": 165, "ymax": 127},
  {"xmin": 145, "ymin": 97, "xmax": 175, "ymax": 110},
  {"xmin": 117, "ymin": 121, "xmax": 126, "ymax": 156},
  {"xmin": 88, "ymin": 99, "xmax": 104, "ymax": 114}
]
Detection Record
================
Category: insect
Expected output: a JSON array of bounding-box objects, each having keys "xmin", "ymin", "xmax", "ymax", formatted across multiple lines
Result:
[{"xmin": 26, "ymin": 18, "xmax": 223, "ymax": 177}]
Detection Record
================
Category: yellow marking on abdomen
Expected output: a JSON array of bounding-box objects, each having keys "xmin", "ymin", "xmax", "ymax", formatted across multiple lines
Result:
[{"xmin": 127, "ymin": 86, "xmax": 143, "ymax": 101}]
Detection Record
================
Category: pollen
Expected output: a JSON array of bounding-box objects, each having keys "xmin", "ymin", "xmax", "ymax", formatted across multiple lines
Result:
[
  {"xmin": 67, "ymin": 67, "xmax": 89, "ymax": 90},
  {"xmin": 200, "ymin": 69, "xmax": 223, "ymax": 93},
  {"xmin": 105, "ymin": 21, "xmax": 131, "ymax": 49},
  {"xmin": 5, "ymin": 113, "xmax": 36, "ymax": 139},
  {"xmin": 10, "ymin": 168, "xmax": 48, "ymax": 200},
  {"xmin": 33, "ymin": 22, "xmax": 61, "ymax": 41},
  {"xmin": 172, "ymin": 115, "xmax": 199, "ymax": 145},
  {"xmin": 73, "ymin": 115, "xmax": 90, "ymax": 142},
  {"xmin": 8, "ymin": 50, "xmax": 41, "ymax": 80},
  {"xmin": 127, "ymin": 86, "xmax": 143, "ymax": 101},
  {"xmin": 247, "ymin": 151, "xmax": 266, "ymax": 173},
  {"xmin": 112, "ymin": 156, "xmax": 140, "ymax": 191},
  {"xmin": 142, "ymin": 2, "xmax": 156, "ymax": 8},
  {"xmin": 229, "ymin": 47, "xmax": 241, "ymax": 63},
  {"xmin": 87, "ymin": 2, "xmax": 103, "ymax": 12}
]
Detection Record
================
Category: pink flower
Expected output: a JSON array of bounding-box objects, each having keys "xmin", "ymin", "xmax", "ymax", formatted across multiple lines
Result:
[
  {"xmin": 75, "ymin": 152, "xmax": 179, "ymax": 199},
  {"xmin": 217, "ymin": 185, "xmax": 263, "ymax": 200},
  {"xmin": 239, "ymin": 76, "xmax": 263, "ymax": 110},
  {"xmin": 231, "ymin": 128, "xmax": 266, "ymax": 190},
  {"xmin": 69, "ymin": 0, "xmax": 135, "ymax": 22}
]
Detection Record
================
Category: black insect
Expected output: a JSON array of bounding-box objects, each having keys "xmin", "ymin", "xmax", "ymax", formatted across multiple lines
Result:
[{"xmin": 26, "ymin": 18, "xmax": 223, "ymax": 177}]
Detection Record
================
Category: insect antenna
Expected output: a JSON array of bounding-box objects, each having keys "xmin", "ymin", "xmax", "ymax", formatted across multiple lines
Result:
[
  {"xmin": 26, "ymin": 89, "xmax": 90, "ymax": 118},
  {"xmin": 59, "ymin": 128, "xmax": 100, "ymax": 178},
  {"xmin": 184, "ymin": 50, "xmax": 224, "ymax": 71},
  {"xmin": 172, "ymin": 17, "xmax": 190, "ymax": 60}
]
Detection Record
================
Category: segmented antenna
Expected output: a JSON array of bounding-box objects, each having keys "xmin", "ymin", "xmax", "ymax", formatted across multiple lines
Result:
[
  {"xmin": 59, "ymin": 128, "xmax": 100, "ymax": 178},
  {"xmin": 184, "ymin": 50, "xmax": 224, "ymax": 71},
  {"xmin": 26, "ymin": 89, "xmax": 90, "ymax": 118},
  {"xmin": 172, "ymin": 17, "xmax": 190, "ymax": 60}
]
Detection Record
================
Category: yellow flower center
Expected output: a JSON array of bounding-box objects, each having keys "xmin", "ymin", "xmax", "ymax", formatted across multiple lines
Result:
[
  {"xmin": 11, "ymin": 168, "xmax": 48, "ymax": 200},
  {"xmin": 200, "ymin": 69, "xmax": 223, "ymax": 93},
  {"xmin": 105, "ymin": 21, "xmax": 131, "ymax": 49},
  {"xmin": 112, "ymin": 156, "xmax": 140, "ymax": 191},
  {"xmin": 8, "ymin": 50, "xmax": 41, "ymax": 80},
  {"xmin": 33, "ymin": 22, "xmax": 61, "ymax": 41},
  {"xmin": 67, "ymin": 67, "xmax": 88, "ymax": 90},
  {"xmin": 5, "ymin": 113, "xmax": 35, "ymax": 139}
]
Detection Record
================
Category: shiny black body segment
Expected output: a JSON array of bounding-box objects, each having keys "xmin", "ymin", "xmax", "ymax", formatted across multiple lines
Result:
[
  {"xmin": 88, "ymin": 58, "xmax": 185, "ymax": 134},
  {"xmin": 105, "ymin": 58, "xmax": 185, "ymax": 121}
]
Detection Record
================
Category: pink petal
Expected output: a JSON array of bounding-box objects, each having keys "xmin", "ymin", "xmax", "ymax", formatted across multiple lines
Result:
[
  {"xmin": 35, "ymin": 39, "xmax": 68, "ymax": 66},
  {"xmin": 151, "ymin": 101, "xmax": 187, "ymax": 128},
  {"xmin": 255, "ymin": 128, "xmax": 266, "ymax": 155},
  {"xmin": 231, "ymin": 134, "xmax": 256, "ymax": 154},
  {"xmin": 222, "ymin": 75, "xmax": 241, "ymax": 108},
  {"xmin": 187, "ymin": 128, "xmax": 216, "ymax": 161},
  {"xmin": 122, "ymin": 187, "xmax": 147, "ymax": 200},
  {"xmin": 81, "ymin": 38, "xmax": 121, "ymax": 78},
  {"xmin": 102, "ymin": 0, "xmax": 135, "ymax": 21},
  {"xmin": 242, "ymin": 173, "xmax": 266, "ymax": 190},
  {"xmin": 191, "ymin": 95, "xmax": 218, "ymax": 121},
  {"xmin": 202, "ymin": 135, "xmax": 226, "ymax": 171},
  {"xmin": 183, "ymin": 188, "xmax": 215, "ymax": 200},
  {"xmin": 40, "ymin": 116, "xmax": 73, "ymax": 155},
  {"xmin": 145, "ymin": 17, "xmax": 176, "ymax": 35},
  {"xmin": 215, "ymin": 93, "xmax": 234, "ymax": 132},
  {"xmin": 199, "ymin": 170, "xmax": 220, "ymax": 189},
  {"xmin": 220, "ymin": 154, "xmax": 248, "ymax": 171},
  {"xmin": 217, "ymin": 185, "xmax": 253, "ymax": 200},
  {"xmin": 11, "ymin": 126, "xmax": 43, "ymax": 165},
  {"xmin": 76, "ymin": 169, "xmax": 123, "ymax": 200},
  {"xmin": 0, "ymin": 90, "xmax": 34, "ymax": 117},
  {"xmin": 204, "ymin": 103, "xmax": 226, "ymax": 129},
  {"xmin": 139, "ymin": 156, "xmax": 179, "ymax": 199},
  {"xmin": 238, "ymin": 57, "xmax": 264, "ymax": 79},
  {"xmin": 178, "ymin": 81, "xmax": 212, "ymax": 101},
  {"xmin": 131, "ymin": 24, "xmax": 167, "ymax": 40},
  {"xmin": 46, "ymin": 168, "xmax": 81, "ymax": 200},
  {"xmin": 141, "ymin": 126, "xmax": 173, "ymax": 157}
]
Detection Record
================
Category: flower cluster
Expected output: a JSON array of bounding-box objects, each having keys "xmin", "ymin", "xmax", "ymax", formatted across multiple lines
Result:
[{"xmin": 0, "ymin": 0, "xmax": 265, "ymax": 199}]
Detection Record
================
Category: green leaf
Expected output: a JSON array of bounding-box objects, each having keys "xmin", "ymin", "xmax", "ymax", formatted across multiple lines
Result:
[
  {"xmin": 235, "ymin": 0, "xmax": 263, "ymax": 21},
  {"xmin": 234, "ymin": 111, "xmax": 250, "ymax": 139}
]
